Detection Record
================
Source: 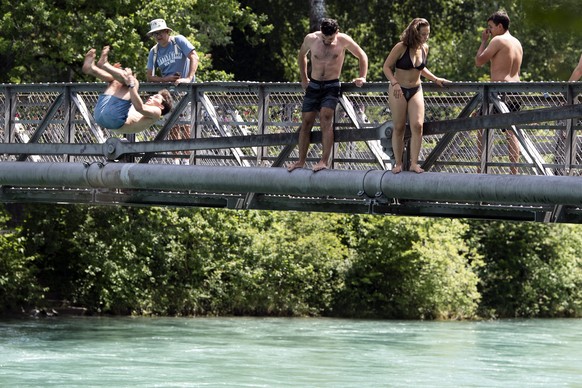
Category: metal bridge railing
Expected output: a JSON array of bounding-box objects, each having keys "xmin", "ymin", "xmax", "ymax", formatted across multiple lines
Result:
[{"xmin": 1, "ymin": 81, "xmax": 581, "ymax": 175}]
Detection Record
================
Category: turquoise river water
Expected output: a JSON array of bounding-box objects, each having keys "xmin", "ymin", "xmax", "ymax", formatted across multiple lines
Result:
[{"xmin": 0, "ymin": 316, "xmax": 580, "ymax": 387}]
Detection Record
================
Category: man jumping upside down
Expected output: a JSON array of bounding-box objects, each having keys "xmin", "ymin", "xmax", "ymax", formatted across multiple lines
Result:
[{"xmin": 83, "ymin": 46, "xmax": 173, "ymax": 134}]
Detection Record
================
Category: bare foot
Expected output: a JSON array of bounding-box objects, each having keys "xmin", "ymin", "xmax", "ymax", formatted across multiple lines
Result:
[
  {"xmin": 82, "ymin": 48, "xmax": 96, "ymax": 75},
  {"xmin": 409, "ymin": 164, "xmax": 424, "ymax": 173},
  {"xmin": 287, "ymin": 161, "xmax": 305, "ymax": 172},
  {"xmin": 97, "ymin": 46, "xmax": 110, "ymax": 68},
  {"xmin": 391, "ymin": 164, "xmax": 403, "ymax": 174},
  {"xmin": 313, "ymin": 160, "xmax": 329, "ymax": 172}
]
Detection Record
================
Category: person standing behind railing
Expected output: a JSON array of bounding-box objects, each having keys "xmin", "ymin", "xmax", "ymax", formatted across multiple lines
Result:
[
  {"xmin": 569, "ymin": 53, "xmax": 582, "ymax": 81},
  {"xmin": 146, "ymin": 19, "xmax": 199, "ymax": 162},
  {"xmin": 475, "ymin": 10, "xmax": 523, "ymax": 174},
  {"xmin": 146, "ymin": 19, "xmax": 198, "ymax": 85},
  {"xmin": 383, "ymin": 18, "xmax": 449, "ymax": 174}
]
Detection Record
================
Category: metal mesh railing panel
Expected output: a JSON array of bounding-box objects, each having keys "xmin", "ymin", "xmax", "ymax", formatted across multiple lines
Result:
[
  {"xmin": 14, "ymin": 92, "xmax": 66, "ymax": 162},
  {"xmin": 1, "ymin": 82, "xmax": 581, "ymax": 174},
  {"xmin": 422, "ymin": 90, "xmax": 478, "ymax": 173},
  {"xmin": 334, "ymin": 92, "xmax": 391, "ymax": 170},
  {"xmin": 261, "ymin": 92, "xmax": 303, "ymax": 166},
  {"xmin": 70, "ymin": 91, "xmax": 107, "ymax": 164}
]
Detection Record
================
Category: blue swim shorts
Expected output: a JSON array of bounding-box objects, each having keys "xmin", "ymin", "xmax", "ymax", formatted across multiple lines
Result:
[
  {"xmin": 301, "ymin": 79, "xmax": 341, "ymax": 112},
  {"xmin": 94, "ymin": 94, "xmax": 132, "ymax": 130}
]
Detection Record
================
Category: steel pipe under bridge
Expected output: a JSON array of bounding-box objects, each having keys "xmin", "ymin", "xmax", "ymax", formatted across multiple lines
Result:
[{"xmin": 1, "ymin": 162, "xmax": 582, "ymax": 224}]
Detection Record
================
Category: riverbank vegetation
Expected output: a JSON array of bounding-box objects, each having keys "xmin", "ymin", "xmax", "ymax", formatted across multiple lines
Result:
[{"xmin": 1, "ymin": 205, "xmax": 580, "ymax": 319}]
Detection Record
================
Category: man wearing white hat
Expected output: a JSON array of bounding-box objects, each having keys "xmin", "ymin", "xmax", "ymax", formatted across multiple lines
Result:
[{"xmin": 146, "ymin": 19, "xmax": 199, "ymax": 85}]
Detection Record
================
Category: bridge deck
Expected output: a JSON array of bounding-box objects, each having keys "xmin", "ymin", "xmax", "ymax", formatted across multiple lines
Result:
[{"xmin": 1, "ymin": 81, "xmax": 581, "ymax": 223}]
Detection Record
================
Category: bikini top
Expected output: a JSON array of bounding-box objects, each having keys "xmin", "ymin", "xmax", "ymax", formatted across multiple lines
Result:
[{"xmin": 395, "ymin": 47, "xmax": 427, "ymax": 71}]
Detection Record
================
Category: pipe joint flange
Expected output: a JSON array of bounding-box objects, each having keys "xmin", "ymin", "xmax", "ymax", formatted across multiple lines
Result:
[{"xmin": 103, "ymin": 137, "xmax": 122, "ymax": 161}]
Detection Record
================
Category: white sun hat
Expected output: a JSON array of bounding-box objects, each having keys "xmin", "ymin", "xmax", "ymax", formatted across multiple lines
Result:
[{"xmin": 147, "ymin": 19, "xmax": 173, "ymax": 36}]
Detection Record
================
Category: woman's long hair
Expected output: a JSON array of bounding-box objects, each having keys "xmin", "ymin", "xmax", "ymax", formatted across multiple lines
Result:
[{"xmin": 400, "ymin": 18, "xmax": 430, "ymax": 48}]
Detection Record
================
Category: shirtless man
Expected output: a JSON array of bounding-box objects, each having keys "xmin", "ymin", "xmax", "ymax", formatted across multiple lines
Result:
[
  {"xmin": 475, "ymin": 11, "xmax": 523, "ymax": 174},
  {"xmin": 287, "ymin": 18, "xmax": 368, "ymax": 172},
  {"xmin": 82, "ymin": 46, "xmax": 173, "ymax": 134}
]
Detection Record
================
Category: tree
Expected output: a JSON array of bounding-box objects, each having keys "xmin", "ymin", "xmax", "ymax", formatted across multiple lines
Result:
[
  {"xmin": 210, "ymin": 0, "xmax": 309, "ymax": 81},
  {"xmin": 0, "ymin": 206, "xmax": 44, "ymax": 314},
  {"xmin": 335, "ymin": 216, "xmax": 482, "ymax": 319},
  {"xmin": 520, "ymin": 0, "xmax": 582, "ymax": 80},
  {"xmin": 309, "ymin": 0, "xmax": 327, "ymax": 32},
  {"xmin": 0, "ymin": 0, "xmax": 271, "ymax": 83},
  {"xmin": 467, "ymin": 220, "xmax": 582, "ymax": 318}
]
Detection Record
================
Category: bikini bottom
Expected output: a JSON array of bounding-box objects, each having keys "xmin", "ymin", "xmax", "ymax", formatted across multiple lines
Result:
[{"xmin": 401, "ymin": 85, "xmax": 421, "ymax": 102}]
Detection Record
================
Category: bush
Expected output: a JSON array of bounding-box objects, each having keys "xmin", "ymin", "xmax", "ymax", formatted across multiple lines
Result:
[
  {"xmin": 0, "ymin": 207, "xmax": 44, "ymax": 314},
  {"xmin": 334, "ymin": 216, "xmax": 482, "ymax": 319},
  {"xmin": 469, "ymin": 221, "xmax": 582, "ymax": 318}
]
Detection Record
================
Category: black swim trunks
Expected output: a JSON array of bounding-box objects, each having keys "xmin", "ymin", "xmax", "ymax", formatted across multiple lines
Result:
[
  {"xmin": 492, "ymin": 93, "xmax": 521, "ymax": 113},
  {"xmin": 478, "ymin": 93, "xmax": 521, "ymax": 115},
  {"xmin": 487, "ymin": 93, "xmax": 520, "ymax": 132},
  {"xmin": 301, "ymin": 79, "xmax": 341, "ymax": 112}
]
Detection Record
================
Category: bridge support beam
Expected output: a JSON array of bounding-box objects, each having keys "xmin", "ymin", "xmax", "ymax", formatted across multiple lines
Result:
[{"xmin": 1, "ymin": 162, "xmax": 582, "ymax": 207}]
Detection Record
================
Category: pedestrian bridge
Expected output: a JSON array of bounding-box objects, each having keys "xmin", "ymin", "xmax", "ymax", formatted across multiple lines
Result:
[{"xmin": 1, "ymin": 81, "xmax": 581, "ymax": 223}]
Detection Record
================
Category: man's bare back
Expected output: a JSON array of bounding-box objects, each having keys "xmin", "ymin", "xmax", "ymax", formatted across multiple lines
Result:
[
  {"xmin": 475, "ymin": 13, "xmax": 523, "ymax": 82},
  {"xmin": 475, "ymin": 11, "xmax": 522, "ymax": 174},
  {"xmin": 487, "ymin": 34, "xmax": 522, "ymax": 81}
]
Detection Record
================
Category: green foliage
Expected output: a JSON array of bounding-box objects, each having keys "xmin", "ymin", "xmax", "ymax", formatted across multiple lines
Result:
[
  {"xmin": 523, "ymin": 0, "xmax": 582, "ymax": 33},
  {"xmin": 468, "ymin": 221, "xmax": 582, "ymax": 318},
  {"xmin": 17, "ymin": 205, "xmax": 351, "ymax": 316},
  {"xmin": 519, "ymin": 0, "xmax": 582, "ymax": 80},
  {"xmin": 210, "ymin": 0, "xmax": 308, "ymax": 81},
  {"xmin": 238, "ymin": 212, "xmax": 351, "ymax": 316},
  {"xmin": 0, "ymin": 207, "xmax": 44, "ymax": 313},
  {"xmin": 7, "ymin": 204, "xmax": 582, "ymax": 319},
  {"xmin": 2, "ymin": 0, "xmax": 579, "ymax": 83},
  {"xmin": 0, "ymin": 0, "xmax": 271, "ymax": 83},
  {"xmin": 21, "ymin": 204, "xmax": 89, "ymax": 301},
  {"xmin": 334, "ymin": 216, "xmax": 482, "ymax": 319},
  {"xmin": 217, "ymin": 0, "xmax": 581, "ymax": 82}
]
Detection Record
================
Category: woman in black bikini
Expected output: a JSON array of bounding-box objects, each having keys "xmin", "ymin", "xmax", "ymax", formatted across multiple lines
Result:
[{"xmin": 383, "ymin": 18, "xmax": 448, "ymax": 173}]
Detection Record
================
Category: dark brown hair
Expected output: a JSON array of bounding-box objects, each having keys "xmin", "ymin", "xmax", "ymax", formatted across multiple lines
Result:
[
  {"xmin": 488, "ymin": 11, "xmax": 510, "ymax": 31},
  {"xmin": 158, "ymin": 89, "xmax": 173, "ymax": 116},
  {"xmin": 401, "ymin": 18, "xmax": 430, "ymax": 48},
  {"xmin": 320, "ymin": 18, "xmax": 339, "ymax": 36}
]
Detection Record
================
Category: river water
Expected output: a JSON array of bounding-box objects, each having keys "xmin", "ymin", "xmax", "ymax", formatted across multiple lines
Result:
[{"xmin": 0, "ymin": 317, "xmax": 580, "ymax": 387}]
